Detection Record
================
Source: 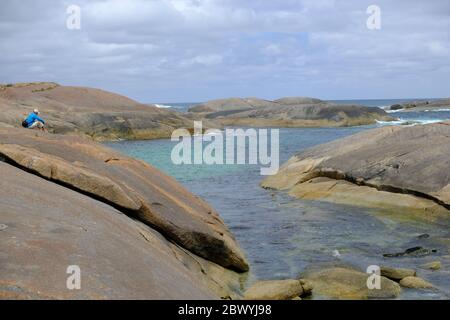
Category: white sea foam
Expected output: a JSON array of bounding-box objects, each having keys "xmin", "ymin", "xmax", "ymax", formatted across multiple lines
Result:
[
  {"xmin": 376, "ymin": 119, "xmax": 444, "ymax": 126},
  {"xmin": 376, "ymin": 120, "xmax": 405, "ymax": 126},
  {"xmin": 423, "ymin": 108, "xmax": 450, "ymax": 112},
  {"xmin": 154, "ymin": 104, "xmax": 173, "ymax": 109},
  {"xmin": 377, "ymin": 105, "xmax": 401, "ymax": 113},
  {"xmin": 378, "ymin": 106, "xmax": 450, "ymax": 113},
  {"xmin": 414, "ymin": 119, "xmax": 445, "ymax": 124}
]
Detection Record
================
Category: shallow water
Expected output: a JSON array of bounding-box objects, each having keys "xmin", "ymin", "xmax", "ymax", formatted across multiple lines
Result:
[{"xmin": 106, "ymin": 124, "xmax": 450, "ymax": 300}]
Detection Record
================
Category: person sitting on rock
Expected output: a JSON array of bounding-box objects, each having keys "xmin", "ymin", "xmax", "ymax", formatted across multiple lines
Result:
[{"xmin": 23, "ymin": 109, "xmax": 46, "ymax": 131}]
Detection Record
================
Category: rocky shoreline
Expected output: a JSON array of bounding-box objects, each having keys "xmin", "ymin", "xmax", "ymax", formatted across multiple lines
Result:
[
  {"xmin": 0, "ymin": 84, "xmax": 396, "ymax": 142},
  {"xmin": 1, "ymin": 83, "xmax": 447, "ymax": 299}
]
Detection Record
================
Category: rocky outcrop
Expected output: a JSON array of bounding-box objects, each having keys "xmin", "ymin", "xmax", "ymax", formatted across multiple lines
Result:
[
  {"xmin": 302, "ymin": 266, "xmax": 401, "ymax": 299},
  {"xmin": 243, "ymin": 279, "xmax": 312, "ymax": 300},
  {"xmin": 188, "ymin": 97, "xmax": 395, "ymax": 128},
  {"xmin": 0, "ymin": 128, "xmax": 249, "ymax": 299},
  {"xmin": 262, "ymin": 122, "xmax": 450, "ymax": 219},
  {"xmin": 0, "ymin": 82, "xmax": 193, "ymax": 141},
  {"xmin": 378, "ymin": 266, "xmax": 437, "ymax": 291},
  {"xmin": 388, "ymin": 98, "xmax": 450, "ymax": 112},
  {"xmin": 380, "ymin": 267, "xmax": 416, "ymax": 281},
  {"xmin": 389, "ymin": 104, "xmax": 403, "ymax": 111},
  {"xmin": 399, "ymin": 277, "xmax": 435, "ymax": 289}
]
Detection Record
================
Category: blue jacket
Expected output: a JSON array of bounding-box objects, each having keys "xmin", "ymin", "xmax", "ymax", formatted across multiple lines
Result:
[{"xmin": 26, "ymin": 113, "xmax": 45, "ymax": 127}]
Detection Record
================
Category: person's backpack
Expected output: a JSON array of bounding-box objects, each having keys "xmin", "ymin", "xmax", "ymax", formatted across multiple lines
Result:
[{"xmin": 21, "ymin": 119, "xmax": 29, "ymax": 128}]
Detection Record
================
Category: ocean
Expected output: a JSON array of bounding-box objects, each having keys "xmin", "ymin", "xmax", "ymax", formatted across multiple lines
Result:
[{"xmin": 106, "ymin": 99, "xmax": 450, "ymax": 299}]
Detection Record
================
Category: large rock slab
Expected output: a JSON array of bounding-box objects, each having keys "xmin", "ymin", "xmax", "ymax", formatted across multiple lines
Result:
[
  {"xmin": 189, "ymin": 97, "xmax": 394, "ymax": 127},
  {"xmin": 0, "ymin": 128, "xmax": 249, "ymax": 272},
  {"xmin": 262, "ymin": 122, "xmax": 450, "ymax": 217},
  {"xmin": 0, "ymin": 82, "xmax": 192, "ymax": 141},
  {"xmin": 0, "ymin": 162, "xmax": 243, "ymax": 299}
]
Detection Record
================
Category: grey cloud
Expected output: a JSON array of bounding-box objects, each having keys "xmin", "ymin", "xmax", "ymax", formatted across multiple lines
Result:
[{"xmin": 0, "ymin": 0, "xmax": 449, "ymax": 102}]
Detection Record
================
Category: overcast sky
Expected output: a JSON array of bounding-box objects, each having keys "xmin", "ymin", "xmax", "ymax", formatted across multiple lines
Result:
[{"xmin": 0, "ymin": 0, "xmax": 449, "ymax": 102}]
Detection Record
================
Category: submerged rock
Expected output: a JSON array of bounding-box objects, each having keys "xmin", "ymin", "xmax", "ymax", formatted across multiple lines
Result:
[
  {"xmin": 383, "ymin": 247, "xmax": 437, "ymax": 258},
  {"xmin": 262, "ymin": 122, "xmax": 450, "ymax": 219},
  {"xmin": 302, "ymin": 266, "xmax": 401, "ymax": 299},
  {"xmin": 421, "ymin": 261, "xmax": 441, "ymax": 271}
]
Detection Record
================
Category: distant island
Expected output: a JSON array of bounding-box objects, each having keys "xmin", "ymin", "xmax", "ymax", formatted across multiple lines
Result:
[{"xmin": 187, "ymin": 96, "xmax": 395, "ymax": 128}]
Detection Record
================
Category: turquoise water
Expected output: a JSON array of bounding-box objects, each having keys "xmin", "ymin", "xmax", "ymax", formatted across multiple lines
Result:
[{"xmin": 106, "ymin": 106, "xmax": 450, "ymax": 300}]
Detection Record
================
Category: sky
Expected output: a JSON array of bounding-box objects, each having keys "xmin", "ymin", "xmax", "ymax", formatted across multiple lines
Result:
[{"xmin": 0, "ymin": 0, "xmax": 449, "ymax": 102}]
